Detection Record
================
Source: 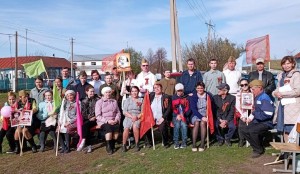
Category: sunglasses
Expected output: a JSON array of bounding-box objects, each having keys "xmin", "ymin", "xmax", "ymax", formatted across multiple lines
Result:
[
  {"xmin": 240, "ymin": 84, "xmax": 248, "ymax": 87},
  {"xmin": 142, "ymin": 65, "xmax": 149, "ymax": 67}
]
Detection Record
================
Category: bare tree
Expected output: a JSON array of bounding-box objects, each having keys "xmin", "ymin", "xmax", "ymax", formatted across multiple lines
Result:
[
  {"xmin": 145, "ymin": 48, "xmax": 155, "ymax": 66},
  {"xmin": 150, "ymin": 47, "xmax": 168, "ymax": 74}
]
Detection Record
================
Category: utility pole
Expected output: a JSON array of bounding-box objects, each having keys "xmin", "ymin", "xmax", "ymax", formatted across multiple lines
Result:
[
  {"xmin": 170, "ymin": 0, "xmax": 177, "ymax": 72},
  {"xmin": 174, "ymin": 7, "xmax": 183, "ymax": 72},
  {"xmin": 26, "ymin": 28, "xmax": 28, "ymax": 57},
  {"xmin": 14, "ymin": 31, "xmax": 18, "ymax": 92},
  {"xmin": 71, "ymin": 38, "xmax": 74, "ymax": 77},
  {"xmin": 205, "ymin": 20, "xmax": 214, "ymax": 58}
]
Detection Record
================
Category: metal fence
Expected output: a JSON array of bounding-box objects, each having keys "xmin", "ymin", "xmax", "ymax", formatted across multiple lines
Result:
[{"xmin": 0, "ymin": 78, "xmax": 41, "ymax": 91}]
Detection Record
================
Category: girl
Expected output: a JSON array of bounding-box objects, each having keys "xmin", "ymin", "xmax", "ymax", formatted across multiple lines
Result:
[{"xmin": 37, "ymin": 90, "xmax": 58, "ymax": 152}]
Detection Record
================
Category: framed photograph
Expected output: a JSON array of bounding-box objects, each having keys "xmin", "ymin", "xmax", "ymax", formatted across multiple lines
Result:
[
  {"xmin": 116, "ymin": 53, "xmax": 131, "ymax": 72},
  {"xmin": 10, "ymin": 111, "xmax": 21, "ymax": 127},
  {"xmin": 19, "ymin": 110, "xmax": 33, "ymax": 126},
  {"xmin": 241, "ymin": 92, "xmax": 254, "ymax": 110}
]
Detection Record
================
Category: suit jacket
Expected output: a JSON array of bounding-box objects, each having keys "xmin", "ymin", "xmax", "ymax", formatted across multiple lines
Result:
[
  {"xmin": 149, "ymin": 92, "xmax": 172, "ymax": 120},
  {"xmin": 248, "ymin": 70, "xmax": 275, "ymax": 95}
]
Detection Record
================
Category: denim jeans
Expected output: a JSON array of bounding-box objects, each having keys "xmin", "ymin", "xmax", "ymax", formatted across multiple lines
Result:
[
  {"xmin": 172, "ymin": 117, "xmax": 187, "ymax": 144},
  {"xmin": 215, "ymin": 119, "xmax": 236, "ymax": 142}
]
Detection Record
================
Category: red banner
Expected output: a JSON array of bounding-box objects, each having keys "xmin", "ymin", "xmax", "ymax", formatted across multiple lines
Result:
[
  {"xmin": 139, "ymin": 91, "xmax": 155, "ymax": 138},
  {"xmin": 246, "ymin": 35, "xmax": 270, "ymax": 64}
]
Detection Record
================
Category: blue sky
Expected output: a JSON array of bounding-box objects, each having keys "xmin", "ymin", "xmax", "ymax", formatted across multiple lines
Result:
[{"xmin": 0, "ymin": 0, "xmax": 299, "ymax": 60}]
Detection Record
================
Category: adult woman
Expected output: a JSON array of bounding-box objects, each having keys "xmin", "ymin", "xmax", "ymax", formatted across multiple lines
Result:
[
  {"xmin": 54, "ymin": 76, "xmax": 66, "ymax": 98},
  {"xmin": 30, "ymin": 76, "xmax": 48, "ymax": 105},
  {"xmin": 37, "ymin": 90, "xmax": 57, "ymax": 152},
  {"xmin": 14, "ymin": 90, "xmax": 38, "ymax": 153},
  {"xmin": 88, "ymin": 70, "xmax": 104, "ymax": 96},
  {"xmin": 0, "ymin": 92, "xmax": 17, "ymax": 153},
  {"xmin": 235, "ymin": 79, "xmax": 251, "ymax": 147},
  {"xmin": 273, "ymin": 56, "xmax": 300, "ymax": 142},
  {"xmin": 146, "ymin": 83, "xmax": 171, "ymax": 147},
  {"xmin": 189, "ymin": 82, "xmax": 213, "ymax": 152},
  {"xmin": 120, "ymin": 71, "xmax": 138, "ymax": 109},
  {"xmin": 95, "ymin": 87, "xmax": 121, "ymax": 155},
  {"xmin": 58, "ymin": 90, "xmax": 79, "ymax": 153},
  {"xmin": 121, "ymin": 86, "xmax": 143, "ymax": 152},
  {"xmin": 77, "ymin": 85, "xmax": 100, "ymax": 153}
]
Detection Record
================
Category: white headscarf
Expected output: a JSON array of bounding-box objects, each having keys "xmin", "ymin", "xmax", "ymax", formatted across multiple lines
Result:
[{"xmin": 101, "ymin": 87, "xmax": 112, "ymax": 95}]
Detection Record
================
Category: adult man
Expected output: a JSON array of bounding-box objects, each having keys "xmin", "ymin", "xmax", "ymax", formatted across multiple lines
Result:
[
  {"xmin": 179, "ymin": 58, "xmax": 203, "ymax": 96},
  {"xmin": 89, "ymin": 70, "xmax": 104, "ymax": 96},
  {"xmin": 223, "ymin": 56, "xmax": 241, "ymax": 94},
  {"xmin": 112, "ymin": 66, "xmax": 122, "ymax": 91},
  {"xmin": 136, "ymin": 59, "xmax": 157, "ymax": 97},
  {"xmin": 248, "ymin": 58, "xmax": 275, "ymax": 100},
  {"xmin": 61, "ymin": 67, "xmax": 76, "ymax": 90},
  {"xmin": 240, "ymin": 80, "xmax": 274, "ymax": 158},
  {"xmin": 99, "ymin": 73, "xmax": 120, "ymax": 101},
  {"xmin": 213, "ymin": 83, "xmax": 236, "ymax": 146},
  {"xmin": 157, "ymin": 70, "xmax": 176, "ymax": 96},
  {"xmin": 203, "ymin": 59, "xmax": 226, "ymax": 95},
  {"xmin": 73, "ymin": 71, "xmax": 90, "ymax": 101}
]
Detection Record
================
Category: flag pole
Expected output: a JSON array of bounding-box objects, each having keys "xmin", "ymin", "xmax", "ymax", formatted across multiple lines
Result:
[
  {"xmin": 206, "ymin": 120, "xmax": 209, "ymax": 149},
  {"xmin": 56, "ymin": 127, "xmax": 60, "ymax": 156},
  {"xmin": 151, "ymin": 125, "xmax": 155, "ymax": 150}
]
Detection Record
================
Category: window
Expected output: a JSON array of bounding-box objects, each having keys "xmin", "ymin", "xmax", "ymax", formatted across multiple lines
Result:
[
  {"xmin": 73, "ymin": 63, "xmax": 77, "ymax": 65},
  {"xmin": 82, "ymin": 62, "xmax": 85, "ymax": 66},
  {"xmin": 91, "ymin": 62, "xmax": 96, "ymax": 65}
]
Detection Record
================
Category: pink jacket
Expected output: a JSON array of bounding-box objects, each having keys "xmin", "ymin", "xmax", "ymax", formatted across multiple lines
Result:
[{"xmin": 95, "ymin": 98, "xmax": 121, "ymax": 127}]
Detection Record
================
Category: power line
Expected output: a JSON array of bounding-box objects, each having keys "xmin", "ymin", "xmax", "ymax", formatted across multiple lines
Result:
[
  {"xmin": 185, "ymin": 0, "xmax": 207, "ymax": 23},
  {"xmin": 200, "ymin": 0, "xmax": 213, "ymax": 23},
  {"xmin": 190, "ymin": 0, "xmax": 210, "ymax": 22}
]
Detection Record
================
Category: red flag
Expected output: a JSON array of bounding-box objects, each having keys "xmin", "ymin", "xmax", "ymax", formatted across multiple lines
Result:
[
  {"xmin": 139, "ymin": 91, "xmax": 155, "ymax": 138},
  {"xmin": 206, "ymin": 95, "xmax": 214, "ymax": 134},
  {"xmin": 101, "ymin": 49, "xmax": 124, "ymax": 72},
  {"xmin": 246, "ymin": 35, "xmax": 270, "ymax": 64},
  {"xmin": 76, "ymin": 92, "xmax": 83, "ymax": 148}
]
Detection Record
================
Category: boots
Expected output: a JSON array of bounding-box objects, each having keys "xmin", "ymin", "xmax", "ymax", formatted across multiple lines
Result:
[
  {"xmin": 39, "ymin": 132, "xmax": 45, "ymax": 152},
  {"xmin": 110, "ymin": 139, "xmax": 116, "ymax": 152},
  {"xmin": 49, "ymin": 131, "xmax": 57, "ymax": 152},
  {"xmin": 106, "ymin": 140, "xmax": 112, "ymax": 155},
  {"xmin": 28, "ymin": 138, "xmax": 37, "ymax": 153},
  {"xmin": 121, "ymin": 144, "xmax": 127, "ymax": 152},
  {"xmin": 14, "ymin": 140, "xmax": 20, "ymax": 154}
]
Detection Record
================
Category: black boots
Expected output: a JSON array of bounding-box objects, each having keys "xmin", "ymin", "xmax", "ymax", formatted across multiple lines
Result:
[
  {"xmin": 14, "ymin": 140, "xmax": 20, "ymax": 154},
  {"xmin": 39, "ymin": 132, "xmax": 45, "ymax": 152},
  {"xmin": 28, "ymin": 138, "xmax": 37, "ymax": 153},
  {"xmin": 106, "ymin": 140, "xmax": 113, "ymax": 155}
]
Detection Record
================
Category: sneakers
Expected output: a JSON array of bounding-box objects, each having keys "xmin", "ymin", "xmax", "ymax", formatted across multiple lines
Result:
[
  {"xmin": 174, "ymin": 144, "xmax": 180, "ymax": 149},
  {"xmin": 6, "ymin": 149, "xmax": 15, "ymax": 154},
  {"xmin": 198, "ymin": 148, "xmax": 205, "ymax": 152},
  {"xmin": 77, "ymin": 139, "xmax": 86, "ymax": 152},
  {"xmin": 217, "ymin": 141, "xmax": 224, "ymax": 146},
  {"xmin": 180, "ymin": 143, "xmax": 187, "ymax": 149},
  {"xmin": 252, "ymin": 152, "xmax": 263, "ymax": 158},
  {"xmin": 238, "ymin": 140, "xmax": 245, "ymax": 147},
  {"xmin": 86, "ymin": 145, "xmax": 92, "ymax": 153},
  {"xmin": 225, "ymin": 140, "xmax": 232, "ymax": 147}
]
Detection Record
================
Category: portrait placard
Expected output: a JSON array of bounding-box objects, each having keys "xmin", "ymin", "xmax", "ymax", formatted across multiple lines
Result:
[
  {"xmin": 241, "ymin": 92, "xmax": 254, "ymax": 110},
  {"xmin": 116, "ymin": 53, "xmax": 131, "ymax": 72},
  {"xmin": 10, "ymin": 110, "xmax": 33, "ymax": 127}
]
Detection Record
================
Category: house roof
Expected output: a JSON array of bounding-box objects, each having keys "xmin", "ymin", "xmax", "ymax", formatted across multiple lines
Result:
[
  {"xmin": 295, "ymin": 52, "xmax": 300, "ymax": 58},
  {"xmin": 72, "ymin": 54, "xmax": 114, "ymax": 62},
  {"xmin": 0, "ymin": 56, "xmax": 73, "ymax": 70}
]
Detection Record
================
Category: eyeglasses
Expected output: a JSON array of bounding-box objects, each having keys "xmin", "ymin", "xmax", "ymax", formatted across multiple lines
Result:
[
  {"xmin": 240, "ymin": 84, "xmax": 248, "ymax": 87},
  {"xmin": 142, "ymin": 65, "xmax": 149, "ymax": 67}
]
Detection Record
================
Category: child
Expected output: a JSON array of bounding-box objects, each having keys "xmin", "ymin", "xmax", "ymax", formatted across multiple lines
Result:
[
  {"xmin": 0, "ymin": 92, "xmax": 17, "ymax": 153},
  {"xmin": 172, "ymin": 83, "xmax": 190, "ymax": 149},
  {"xmin": 37, "ymin": 90, "xmax": 58, "ymax": 152},
  {"xmin": 58, "ymin": 90, "xmax": 79, "ymax": 153}
]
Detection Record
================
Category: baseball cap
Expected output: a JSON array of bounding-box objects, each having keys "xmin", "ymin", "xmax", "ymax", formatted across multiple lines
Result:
[
  {"xmin": 256, "ymin": 58, "xmax": 265, "ymax": 64},
  {"xmin": 175, "ymin": 83, "xmax": 184, "ymax": 91},
  {"xmin": 249, "ymin": 80, "xmax": 263, "ymax": 87}
]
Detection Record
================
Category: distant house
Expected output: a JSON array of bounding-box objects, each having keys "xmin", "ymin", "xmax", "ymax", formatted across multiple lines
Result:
[
  {"xmin": 72, "ymin": 54, "xmax": 114, "ymax": 77},
  {"xmin": 0, "ymin": 56, "xmax": 74, "ymax": 80}
]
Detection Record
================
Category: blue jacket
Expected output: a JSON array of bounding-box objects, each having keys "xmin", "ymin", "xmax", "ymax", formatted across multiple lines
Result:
[
  {"xmin": 252, "ymin": 92, "xmax": 274, "ymax": 128},
  {"xmin": 189, "ymin": 92, "xmax": 213, "ymax": 120},
  {"xmin": 179, "ymin": 70, "xmax": 203, "ymax": 95}
]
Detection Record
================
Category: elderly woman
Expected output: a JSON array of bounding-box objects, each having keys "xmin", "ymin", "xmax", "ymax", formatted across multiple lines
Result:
[
  {"xmin": 273, "ymin": 56, "xmax": 300, "ymax": 142},
  {"xmin": 58, "ymin": 90, "xmax": 79, "ymax": 153},
  {"xmin": 95, "ymin": 87, "xmax": 121, "ymax": 155},
  {"xmin": 189, "ymin": 81, "xmax": 213, "ymax": 152},
  {"xmin": 77, "ymin": 85, "xmax": 100, "ymax": 153},
  {"xmin": 121, "ymin": 86, "xmax": 143, "ymax": 152},
  {"xmin": 37, "ymin": 90, "xmax": 58, "ymax": 152}
]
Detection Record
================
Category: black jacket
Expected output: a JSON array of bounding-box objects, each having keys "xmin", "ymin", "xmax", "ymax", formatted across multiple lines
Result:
[
  {"xmin": 149, "ymin": 92, "xmax": 172, "ymax": 120},
  {"xmin": 213, "ymin": 94, "xmax": 236, "ymax": 122},
  {"xmin": 248, "ymin": 70, "xmax": 275, "ymax": 96}
]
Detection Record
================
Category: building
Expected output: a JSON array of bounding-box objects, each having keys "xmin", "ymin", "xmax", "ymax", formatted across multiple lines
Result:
[
  {"xmin": 0, "ymin": 56, "xmax": 74, "ymax": 90},
  {"xmin": 72, "ymin": 54, "xmax": 114, "ymax": 77}
]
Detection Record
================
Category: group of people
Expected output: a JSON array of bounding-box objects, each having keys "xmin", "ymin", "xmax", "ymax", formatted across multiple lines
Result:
[{"xmin": 0, "ymin": 55, "xmax": 300, "ymax": 159}]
